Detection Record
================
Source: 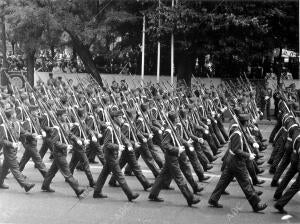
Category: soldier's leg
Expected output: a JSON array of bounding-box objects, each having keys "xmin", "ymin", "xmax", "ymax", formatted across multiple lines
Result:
[
  {"xmin": 209, "ymin": 165, "xmax": 234, "ymax": 203},
  {"xmin": 272, "ymin": 144, "xmax": 293, "ymax": 184},
  {"xmin": 39, "ymin": 137, "xmax": 51, "ymax": 159},
  {"xmin": 0, "ymin": 158, "xmax": 10, "ymax": 185},
  {"xmin": 185, "ymin": 147, "xmax": 206, "ymax": 181},
  {"xmin": 94, "ymin": 142, "xmax": 106, "ymax": 165},
  {"xmin": 275, "ymin": 174, "xmax": 300, "ymax": 209},
  {"xmin": 77, "ymin": 150, "xmax": 94, "ymax": 186},
  {"xmin": 179, "ymin": 152, "xmax": 200, "ymax": 193},
  {"xmin": 56, "ymin": 155, "xmax": 82, "ymax": 194},
  {"xmin": 246, "ymin": 160, "xmax": 260, "ymax": 185},
  {"xmin": 204, "ymin": 133, "xmax": 219, "ymax": 155},
  {"xmin": 110, "ymin": 158, "xmax": 135, "ymax": 199},
  {"xmin": 148, "ymin": 140, "xmax": 164, "ymax": 168},
  {"xmin": 149, "ymin": 164, "xmax": 170, "ymax": 198},
  {"xmin": 195, "ymin": 146, "xmax": 210, "ymax": 170},
  {"xmin": 269, "ymin": 135, "xmax": 285, "ymax": 164},
  {"xmin": 234, "ymin": 164, "xmax": 260, "ymax": 209},
  {"xmin": 139, "ymin": 143, "xmax": 160, "ymax": 177},
  {"xmin": 274, "ymin": 162, "xmax": 298, "ymax": 199},
  {"xmin": 201, "ymin": 141, "xmax": 215, "ymax": 162},
  {"xmin": 42, "ymin": 160, "xmax": 59, "ymax": 188},
  {"xmin": 169, "ymin": 160, "xmax": 194, "ymax": 204},
  {"xmin": 123, "ymin": 149, "xmax": 140, "ymax": 175},
  {"xmin": 94, "ymin": 162, "xmax": 110, "ymax": 194},
  {"xmin": 210, "ymin": 127, "xmax": 222, "ymax": 148},
  {"xmin": 270, "ymin": 139, "xmax": 287, "ymax": 173},
  {"xmin": 6, "ymin": 155, "xmax": 31, "ymax": 188},
  {"xmin": 26, "ymin": 145, "xmax": 48, "ymax": 177},
  {"xmin": 125, "ymin": 149, "xmax": 151, "ymax": 189},
  {"xmin": 269, "ymin": 121, "xmax": 281, "ymax": 143},
  {"xmin": 108, "ymin": 150, "xmax": 127, "ymax": 185},
  {"xmin": 69, "ymin": 150, "xmax": 80, "ymax": 174},
  {"xmin": 19, "ymin": 149, "xmax": 31, "ymax": 172}
]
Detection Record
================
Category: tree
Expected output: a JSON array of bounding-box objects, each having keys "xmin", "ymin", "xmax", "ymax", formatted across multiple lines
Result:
[{"xmin": 146, "ymin": 1, "xmax": 298, "ymax": 84}]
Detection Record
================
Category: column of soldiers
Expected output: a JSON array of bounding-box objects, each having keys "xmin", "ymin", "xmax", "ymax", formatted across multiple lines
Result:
[{"xmin": 0, "ymin": 73, "xmax": 298, "ymax": 214}]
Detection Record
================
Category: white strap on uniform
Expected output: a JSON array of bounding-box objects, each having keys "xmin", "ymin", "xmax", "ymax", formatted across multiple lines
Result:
[
  {"xmin": 288, "ymin": 124, "xmax": 298, "ymax": 132},
  {"xmin": 292, "ymin": 135, "xmax": 300, "ymax": 152},
  {"xmin": 229, "ymin": 130, "xmax": 243, "ymax": 155}
]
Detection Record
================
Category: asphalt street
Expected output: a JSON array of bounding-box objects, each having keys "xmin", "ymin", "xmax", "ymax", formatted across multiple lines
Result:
[{"xmin": 0, "ymin": 123, "xmax": 299, "ymax": 224}]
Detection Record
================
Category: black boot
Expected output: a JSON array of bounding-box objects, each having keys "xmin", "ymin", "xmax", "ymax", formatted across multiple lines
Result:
[
  {"xmin": 93, "ymin": 191, "xmax": 108, "ymax": 198},
  {"xmin": 41, "ymin": 185, "xmax": 55, "ymax": 193},
  {"xmin": 208, "ymin": 199, "xmax": 223, "ymax": 208},
  {"xmin": 252, "ymin": 203, "xmax": 268, "ymax": 212},
  {"xmin": 188, "ymin": 196, "xmax": 201, "ymax": 207},
  {"xmin": 24, "ymin": 183, "xmax": 35, "ymax": 192}
]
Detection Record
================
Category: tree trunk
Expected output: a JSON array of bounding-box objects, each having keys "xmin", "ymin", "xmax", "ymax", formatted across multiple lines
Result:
[
  {"xmin": 0, "ymin": 15, "xmax": 8, "ymax": 85},
  {"xmin": 26, "ymin": 49, "xmax": 35, "ymax": 86},
  {"xmin": 176, "ymin": 50, "xmax": 194, "ymax": 87},
  {"xmin": 66, "ymin": 30, "xmax": 103, "ymax": 87},
  {"xmin": 50, "ymin": 46, "xmax": 55, "ymax": 59}
]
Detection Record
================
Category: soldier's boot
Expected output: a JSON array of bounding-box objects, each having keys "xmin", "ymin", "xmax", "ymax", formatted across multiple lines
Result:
[
  {"xmin": 24, "ymin": 183, "xmax": 35, "ymax": 192},
  {"xmin": 120, "ymin": 181, "xmax": 139, "ymax": 201},
  {"xmin": 75, "ymin": 188, "xmax": 87, "ymax": 198},
  {"xmin": 93, "ymin": 191, "xmax": 108, "ymax": 198},
  {"xmin": 179, "ymin": 184, "xmax": 198, "ymax": 206},
  {"xmin": 41, "ymin": 185, "xmax": 55, "ymax": 192},
  {"xmin": 193, "ymin": 184, "xmax": 204, "ymax": 195},
  {"xmin": 252, "ymin": 203, "xmax": 268, "ymax": 213}
]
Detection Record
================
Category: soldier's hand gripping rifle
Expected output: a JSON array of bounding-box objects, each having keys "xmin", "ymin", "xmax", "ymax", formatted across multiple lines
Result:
[{"xmin": 0, "ymin": 108, "xmax": 18, "ymax": 144}]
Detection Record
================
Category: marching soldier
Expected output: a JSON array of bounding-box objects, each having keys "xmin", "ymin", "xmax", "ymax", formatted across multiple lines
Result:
[
  {"xmin": 148, "ymin": 111, "xmax": 201, "ymax": 206},
  {"xmin": 93, "ymin": 110, "xmax": 139, "ymax": 201},
  {"xmin": 19, "ymin": 105, "xmax": 48, "ymax": 178},
  {"xmin": 69, "ymin": 108, "xmax": 95, "ymax": 187},
  {"xmin": 0, "ymin": 108, "xmax": 35, "ymax": 192},
  {"xmin": 42, "ymin": 109, "xmax": 86, "ymax": 197},
  {"xmin": 208, "ymin": 113, "xmax": 267, "ymax": 212}
]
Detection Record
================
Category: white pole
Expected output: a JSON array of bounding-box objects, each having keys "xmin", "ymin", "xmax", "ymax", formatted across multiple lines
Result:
[
  {"xmin": 156, "ymin": 0, "xmax": 161, "ymax": 83},
  {"xmin": 141, "ymin": 15, "xmax": 146, "ymax": 86},
  {"xmin": 171, "ymin": 0, "xmax": 175, "ymax": 86}
]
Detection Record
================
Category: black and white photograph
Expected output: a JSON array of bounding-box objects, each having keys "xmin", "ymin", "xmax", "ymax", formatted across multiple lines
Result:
[{"xmin": 0, "ymin": 0, "xmax": 299, "ymax": 223}]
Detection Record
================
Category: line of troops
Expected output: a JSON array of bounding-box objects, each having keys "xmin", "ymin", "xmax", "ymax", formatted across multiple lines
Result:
[{"xmin": 0, "ymin": 77, "xmax": 298, "ymax": 214}]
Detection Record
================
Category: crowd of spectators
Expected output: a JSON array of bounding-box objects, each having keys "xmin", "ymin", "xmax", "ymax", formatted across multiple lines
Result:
[{"xmin": 0, "ymin": 49, "xmax": 86, "ymax": 73}]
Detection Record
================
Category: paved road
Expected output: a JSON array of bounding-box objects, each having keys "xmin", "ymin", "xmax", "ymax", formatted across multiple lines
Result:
[{"xmin": 0, "ymin": 124, "xmax": 299, "ymax": 224}]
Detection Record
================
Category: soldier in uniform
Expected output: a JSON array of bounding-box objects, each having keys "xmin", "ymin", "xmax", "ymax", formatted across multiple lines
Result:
[
  {"xmin": 41, "ymin": 109, "xmax": 86, "ymax": 197},
  {"xmin": 208, "ymin": 113, "xmax": 267, "ymax": 212},
  {"xmin": 93, "ymin": 110, "xmax": 139, "ymax": 201},
  {"xmin": 148, "ymin": 111, "xmax": 201, "ymax": 206},
  {"xmin": 274, "ymin": 125, "xmax": 300, "ymax": 214},
  {"xmin": 0, "ymin": 108, "xmax": 35, "ymax": 192},
  {"xmin": 108, "ymin": 109, "xmax": 153, "ymax": 191},
  {"xmin": 69, "ymin": 108, "xmax": 95, "ymax": 187},
  {"xmin": 19, "ymin": 105, "xmax": 48, "ymax": 178}
]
